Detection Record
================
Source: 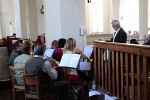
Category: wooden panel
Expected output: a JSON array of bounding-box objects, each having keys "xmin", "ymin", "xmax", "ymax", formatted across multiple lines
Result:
[
  {"xmin": 116, "ymin": 51, "xmax": 119, "ymax": 97},
  {"xmin": 101, "ymin": 49, "xmax": 104, "ymax": 88},
  {"xmin": 112, "ymin": 51, "xmax": 115, "ymax": 94},
  {"xmin": 120, "ymin": 52, "xmax": 124, "ymax": 100},
  {"xmin": 137, "ymin": 55, "xmax": 141, "ymax": 100},
  {"xmin": 125, "ymin": 53, "xmax": 129, "ymax": 100},
  {"xmin": 98, "ymin": 48, "xmax": 101, "ymax": 86},
  {"xmin": 108, "ymin": 50, "xmax": 111, "ymax": 92},
  {"xmin": 104, "ymin": 49, "xmax": 108, "ymax": 90},
  {"xmin": 94, "ymin": 45, "xmax": 97, "ymax": 80},
  {"xmin": 131, "ymin": 54, "xmax": 135, "ymax": 100},
  {"xmin": 143, "ymin": 56, "xmax": 148, "ymax": 100}
]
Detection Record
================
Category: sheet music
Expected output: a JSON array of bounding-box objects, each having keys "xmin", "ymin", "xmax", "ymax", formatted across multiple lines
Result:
[
  {"xmin": 79, "ymin": 62, "xmax": 91, "ymax": 70},
  {"xmin": 12, "ymin": 40, "xmax": 17, "ymax": 44},
  {"xmin": 83, "ymin": 46, "xmax": 93, "ymax": 58},
  {"xmin": 89, "ymin": 90, "xmax": 101, "ymax": 97},
  {"xmin": 59, "ymin": 54, "xmax": 81, "ymax": 68},
  {"xmin": 105, "ymin": 94, "xmax": 118, "ymax": 100},
  {"xmin": 44, "ymin": 48, "xmax": 55, "ymax": 58}
]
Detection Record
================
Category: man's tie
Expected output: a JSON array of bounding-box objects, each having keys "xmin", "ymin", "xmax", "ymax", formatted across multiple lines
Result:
[{"xmin": 113, "ymin": 32, "xmax": 116, "ymax": 36}]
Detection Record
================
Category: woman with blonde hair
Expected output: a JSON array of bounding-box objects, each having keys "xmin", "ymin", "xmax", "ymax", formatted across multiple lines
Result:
[
  {"xmin": 63, "ymin": 38, "xmax": 76, "ymax": 53},
  {"xmin": 63, "ymin": 38, "xmax": 89, "ymax": 82}
]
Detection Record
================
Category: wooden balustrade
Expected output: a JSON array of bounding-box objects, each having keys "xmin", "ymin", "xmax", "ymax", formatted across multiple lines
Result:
[{"xmin": 93, "ymin": 40, "xmax": 150, "ymax": 100}]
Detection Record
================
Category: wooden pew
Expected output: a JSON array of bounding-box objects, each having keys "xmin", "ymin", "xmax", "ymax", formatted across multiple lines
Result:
[{"xmin": 93, "ymin": 41, "xmax": 150, "ymax": 100}]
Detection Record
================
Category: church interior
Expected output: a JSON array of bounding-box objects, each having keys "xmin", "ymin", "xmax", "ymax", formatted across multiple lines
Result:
[{"xmin": 0, "ymin": 0, "xmax": 150, "ymax": 100}]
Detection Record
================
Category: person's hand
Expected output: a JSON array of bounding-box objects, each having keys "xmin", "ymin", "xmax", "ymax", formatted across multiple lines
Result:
[{"xmin": 50, "ymin": 60, "xmax": 57, "ymax": 69}]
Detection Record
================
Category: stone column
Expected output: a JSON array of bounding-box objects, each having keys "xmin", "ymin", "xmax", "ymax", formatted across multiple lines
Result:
[
  {"xmin": 13, "ymin": 0, "xmax": 27, "ymax": 39},
  {"xmin": 103, "ymin": 0, "xmax": 111, "ymax": 34},
  {"xmin": 27, "ymin": 0, "xmax": 38, "ymax": 41},
  {"xmin": 112, "ymin": 0, "xmax": 120, "ymax": 20},
  {"xmin": 139, "ymin": 0, "xmax": 148, "ymax": 44}
]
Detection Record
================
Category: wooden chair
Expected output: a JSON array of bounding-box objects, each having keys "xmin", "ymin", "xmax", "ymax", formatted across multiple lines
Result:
[
  {"xmin": 23, "ymin": 74, "xmax": 57, "ymax": 100},
  {"xmin": 60, "ymin": 68, "xmax": 84, "ymax": 100},
  {"xmin": 9, "ymin": 66, "xmax": 25, "ymax": 100}
]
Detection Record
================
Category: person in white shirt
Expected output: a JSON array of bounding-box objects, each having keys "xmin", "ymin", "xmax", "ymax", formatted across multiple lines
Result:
[
  {"xmin": 111, "ymin": 20, "xmax": 127, "ymax": 43},
  {"xmin": 13, "ymin": 40, "xmax": 32, "ymax": 85}
]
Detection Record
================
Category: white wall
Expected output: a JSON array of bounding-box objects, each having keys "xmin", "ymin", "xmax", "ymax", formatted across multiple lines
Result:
[
  {"xmin": 60, "ymin": 0, "xmax": 86, "ymax": 50},
  {"xmin": 28, "ymin": 0, "xmax": 38, "ymax": 41},
  {"xmin": 44, "ymin": 0, "xmax": 87, "ymax": 49},
  {"xmin": 8, "ymin": 0, "xmax": 16, "ymax": 35},
  {"xmin": 0, "ymin": 0, "xmax": 11, "ymax": 37},
  {"xmin": 44, "ymin": 0, "xmax": 61, "ymax": 48},
  {"xmin": 36, "ymin": 0, "xmax": 45, "ymax": 35}
]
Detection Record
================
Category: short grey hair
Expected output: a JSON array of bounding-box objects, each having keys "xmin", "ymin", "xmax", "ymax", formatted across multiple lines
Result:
[
  {"xmin": 111, "ymin": 20, "xmax": 120, "ymax": 27},
  {"xmin": 34, "ymin": 45, "xmax": 45, "ymax": 55}
]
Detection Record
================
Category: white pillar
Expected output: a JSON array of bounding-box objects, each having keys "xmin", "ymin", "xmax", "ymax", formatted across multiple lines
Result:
[
  {"xmin": 112, "ymin": 0, "xmax": 120, "ymax": 20},
  {"xmin": 0, "ymin": 23, "xmax": 2, "ymax": 38},
  {"xmin": 103, "ymin": 0, "xmax": 111, "ymax": 34},
  {"xmin": 36, "ymin": 0, "xmax": 45, "ymax": 35},
  {"xmin": 0, "ymin": 0, "xmax": 11, "ymax": 37},
  {"xmin": 139, "ymin": 0, "xmax": 148, "ymax": 44},
  {"xmin": 44, "ymin": 0, "xmax": 61, "ymax": 48},
  {"xmin": 13, "ymin": 0, "xmax": 27, "ymax": 39},
  {"xmin": 27, "ymin": 0, "xmax": 38, "ymax": 41},
  {"xmin": 44, "ymin": 0, "xmax": 87, "ymax": 49}
]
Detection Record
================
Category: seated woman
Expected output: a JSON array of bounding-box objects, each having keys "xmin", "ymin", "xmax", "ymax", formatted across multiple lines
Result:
[
  {"xmin": 63, "ymin": 38, "xmax": 89, "ymax": 82},
  {"xmin": 52, "ymin": 38, "xmax": 66, "ymax": 80},
  {"xmin": 52, "ymin": 38, "xmax": 66, "ymax": 62},
  {"xmin": 36, "ymin": 35, "xmax": 45, "ymax": 46}
]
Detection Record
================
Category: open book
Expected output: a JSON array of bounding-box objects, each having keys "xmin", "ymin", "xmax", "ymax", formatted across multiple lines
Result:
[
  {"xmin": 59, "ymin": 54, "xmax": 81, "ymax": 68},
  {"xmin": 83, "ymin": 46, "xmax": 93, "ymax": 58},
  {"xmin": 44, "ymin": 48, "xmax": 55, "ymax": 58}
]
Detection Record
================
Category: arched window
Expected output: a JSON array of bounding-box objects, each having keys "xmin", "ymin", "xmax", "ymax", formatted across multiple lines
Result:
[
  {"xmin": 120, "ymin": 0, "xmax": 139, "ymax": 35},
  {"xmin": 89, "ymin": 0, "xmax": 103, "ymax": 34}
]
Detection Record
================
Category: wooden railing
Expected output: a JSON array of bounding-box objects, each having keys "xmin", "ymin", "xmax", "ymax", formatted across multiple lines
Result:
[{"xmin": 94, "ymin": 40, "xmax": 150, "ymax": 100}]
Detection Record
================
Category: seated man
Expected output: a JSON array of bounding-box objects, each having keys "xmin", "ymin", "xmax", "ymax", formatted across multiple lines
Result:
[
  {"xmin": 25, "ymin": 45, "xmax": 78, "ymax": 100},
  {"xmin": 13, "ymin": 40, "xmax": 33, "ymax": 85},
  {"xmin": 8, "ymin": 40, "xmax": 23, "ymax": 65}
]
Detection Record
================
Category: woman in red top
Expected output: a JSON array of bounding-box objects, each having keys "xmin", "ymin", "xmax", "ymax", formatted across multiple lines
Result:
[{"xmin": 36, "ymin": 35, "xmax": 45, "ymax": 46}]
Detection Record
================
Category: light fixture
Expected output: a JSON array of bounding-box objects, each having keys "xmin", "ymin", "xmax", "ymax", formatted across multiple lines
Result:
[
  {"xmin": 88, "ymin": 0, "xmax": 91, "ymax": 3},
  {"xmin": 40, "ymin": 5, "xmax": 44, "ymax": 14}
]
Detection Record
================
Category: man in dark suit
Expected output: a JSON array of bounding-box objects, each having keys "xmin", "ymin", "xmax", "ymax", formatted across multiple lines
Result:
[
  {"xmin": 110, "ymin": 20, "xmax": 127, "ymax": 96},
  {"xmin": 111, "ymin": 20, "xmax": 127, "ymax": 43}
]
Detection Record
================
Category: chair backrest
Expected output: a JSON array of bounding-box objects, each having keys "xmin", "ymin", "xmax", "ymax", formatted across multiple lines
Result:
[
  {"xmin": 23, "ymin": 74, "xmax": 40, "ymax": 99},
  {"xmin": 9, "ymin": 66, "xmax": 25, "ymax": 89}
]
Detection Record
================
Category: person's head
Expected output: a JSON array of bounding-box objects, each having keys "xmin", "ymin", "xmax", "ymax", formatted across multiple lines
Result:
[
  {"xmin": 58, "ymin": 38, "xmax": 66, "ymax": 48},
  {"xmin": 22, "ymin": 40, "xmax": 32, "ymax": 54},
  {"xmin": 64, "ymin": 38, "xmax": 76, "ymax": 52},
  {"xmin": 13, "ymin": 40, "xmax": 23, "ymax": 52},
  {"xmin": 146, "ymin": 34, "xmax": 150, "ymax": 40},
  {"xmin": 131, "ymin": 41, "xmax": 139, "ymax": 44},
  {"xmin": 51, "ymin": 40, "xmax": 58, "ymax": 49},
  {"xmin": 34, "ymin": 45, "xmax": 46, "ymax": 56},
  {"xmin": 37, "ymin": 35, "xmax": 44, "ymax": 42},
  {"xmin": 111, "ymin": 20, "xmax": 120, "ymax": 30},
  {"xmin": 12, "ymin": 33, "xmax": 16, "ymax": 38},
  {"xmin": 130, "ymin": 39, "xmax": 137, "ymax": 44}
]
